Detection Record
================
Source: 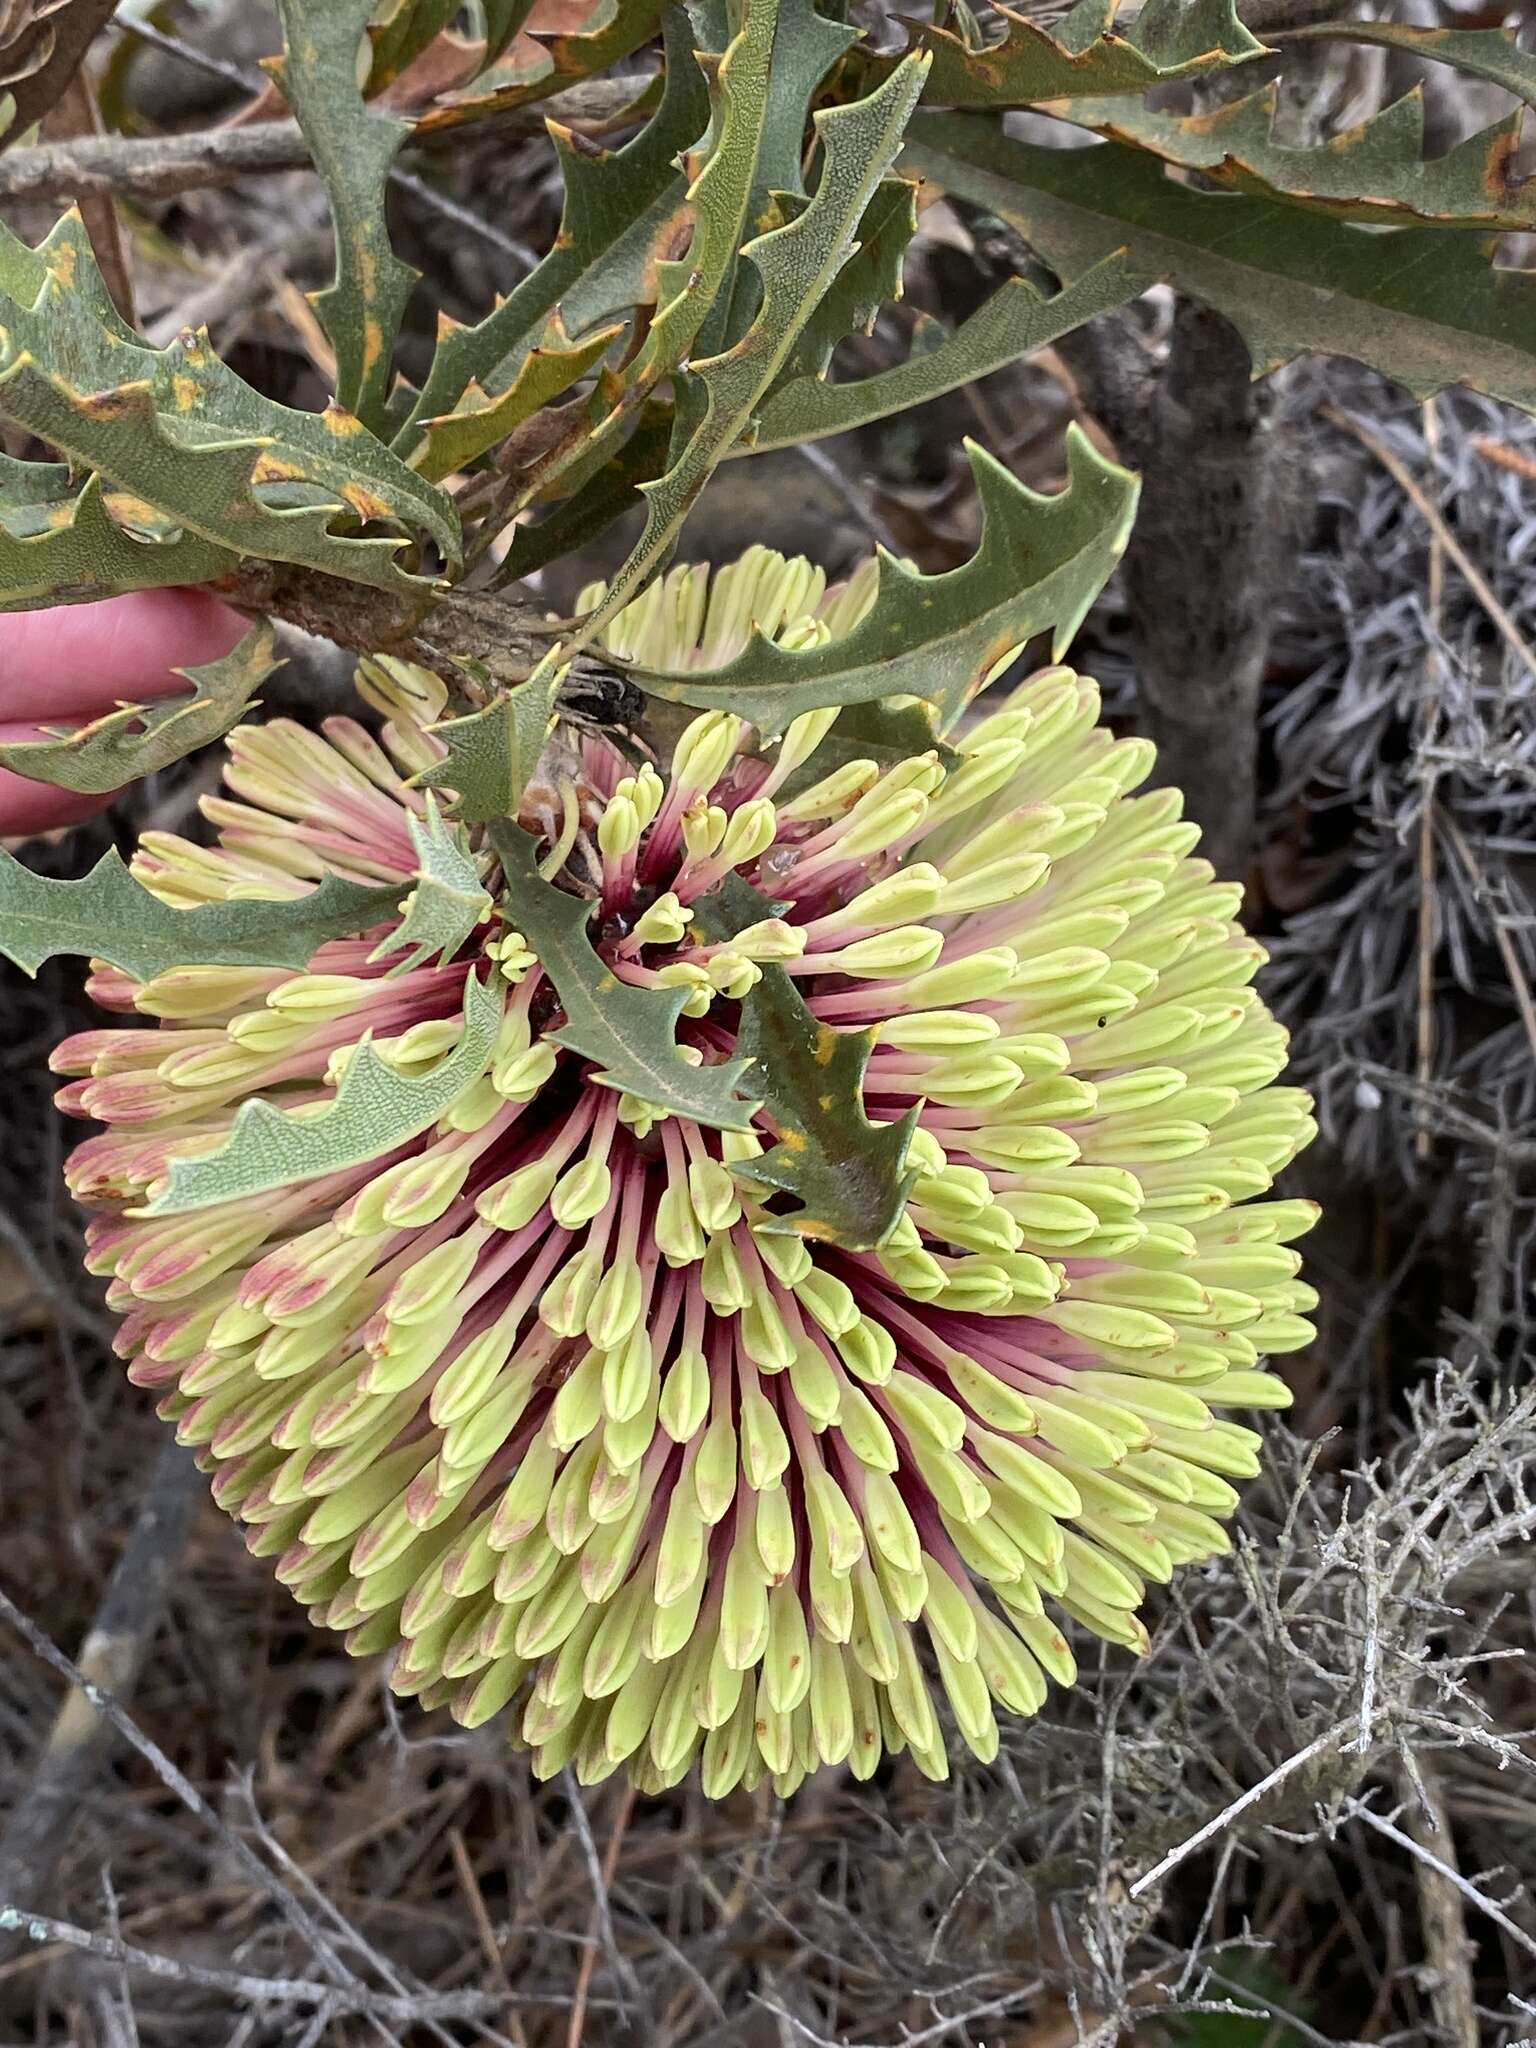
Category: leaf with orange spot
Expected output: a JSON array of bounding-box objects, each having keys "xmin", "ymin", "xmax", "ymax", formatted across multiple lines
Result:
[
  {"xmin": 271, "ymin": 0, "xmax": 416, "ymax": 433},
  {"xmin": 0, "ymin": 211, "xmax": 458, "ymax": 597},
  {"xmin": 414, "ymin": 314, "xmax": 622, "ymax": 482},
  {"xmin": 0, "ymin": 467, "xmax": 232, "ymax": 610},
  {"xmin": 734, "ymin": 965, "xmax": 919, "ymax": 1249},
  {"xmin": 393, "ymin": 7, "xmax": 705, "ymax": 464},
  {"xmin": 1046, "ymin": 82, "xmax": 1536, "ymax": 231},
  {"xmin": 872, "ymin": 0, "xmax": 1262, "ymax": 108}
]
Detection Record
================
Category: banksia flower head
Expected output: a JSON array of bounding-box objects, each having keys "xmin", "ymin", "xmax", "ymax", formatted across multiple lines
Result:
[{"xmin": 56, "ymin": 547, "xmax": 1317, "ymax": 1796}]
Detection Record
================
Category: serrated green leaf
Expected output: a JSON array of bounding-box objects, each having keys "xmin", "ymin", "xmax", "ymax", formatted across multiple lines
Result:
[
  {"xmin": 1048, "ymin": 85, "xmax": 1536, "ymax": 231},
  {"xmin": 583, "ymin": 53, "xmax": 931, "ymax": 641},
  {"xmin": 747, "ymin": 251, "xmax": 1139, "ymax": 454},
  {"xmin": 733, "ymin": 964, "xmax": 918, "ymax": 1248},
  {"xmin": 889, "ymin": 0, "xmax": 1262, "ymax": 106},
  {"xmin": 905, "ymin": 113, "xmax": 1536, "ymax": 417},
  {"xmin": 0, "ymin": 622, "xmax": 279, "ymax": 795},
  {"xmin": 0, "ymin": 213, "xmax": 459, "ymax": 592},
  {"xmin": 370, "ymin": 796, "xmax": 491, "ymax": 974},
  {"xmin": 415, "ymin": 669, "xmax": 559, "ymax": 823},
  {"xmin": 414, "ymin": 315, "xmax": 622, "ymax": 482},
  {"xmin": 705, "ymin": 0, "xmax": 859, "ymax": 351},
  {"xmin": 628, "ymin": 432, "xmax": 1135, "ymax": 731},
  {"xmin": 142, "ymin": 970, "xmax": 505, "ymax": 1217},
  {"xmin": 0, "ymin": 853, "xmax": 402, "ymax": 981},
  {"xmin": 272, "ymin": 0, "xmax": 417, "ymax": 432},
  {"xmin": 1277, "ymin": 20, "xmax": 1536, "ymax": 112},
  {"xmin": 394, "ymin": 7, "xmax": 705, "ymax": 461},
  {"xmin": 0, "ymin": 469, "xmax": 234, "ymax": 610},
  {"xmin": 629, "ymin": 0, "xmax": 785, "ymax": 385},
  {"xmin": 764, "ymin": 177, "xmax": 916, "ymax": 399},
  {"xmin": 489, "ymin": 822, "xmax": 758, "ymax": 1131}
]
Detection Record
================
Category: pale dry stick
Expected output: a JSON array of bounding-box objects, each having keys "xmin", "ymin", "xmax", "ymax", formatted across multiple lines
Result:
[
  {"xmin": 1435, "ymin": 806, "xmax": 1536, "ymax": 1070},
  {"xmin": 113, "ymin": 14, "xmax": 541, "ymax": 275},
  {"xmin": 0, "ymin": 1907, "xmax": 515, "ymax": 2025},
  {"xmin": 1416, "ymin": 397, "xmax": 1445, "ymax": 1165},
  {"xmin": 0, "ymin": 76, "xmax": 638, "ymax": 204},
  {"xmin": 564, "ymin": 1778, "xmax": 637, "ymax": 2048},
  {"xmin": 449, "ymin": 1827, "xmax": 527, "ymax": 2048},
  {"xmin": 0, "ymin": 1587, "xmax": 357, "ymax": 1995},
  {"xmin": 1323, "ymin": 405, "xmax": 1536, "ymax": 687},
  {"xmin": 1127, "ymin": 1720, "xmax": 1356, "ymax": 1901},
  {"xmin": 227, "ymin": 1773, "xmax": 464, "ymax": 2048},
  {"xmin": 757, "ymin": 1982, "xmax": 1048, "ymax": 2048},
  {"xmin": 1471, "ymin": 435, "xmax": 1536, "ymax": 485},
  {"xmin": 0, "ymin": 1442, "xmax": 203, "ymax": 1951},
  {"xmin": 1348, "ymin": 1802, "xmax": 1536, "ymax": 1965},
  {"xmin": 1398, "ymin": 1756, "xmax": 1480, "ymax": 2048}
]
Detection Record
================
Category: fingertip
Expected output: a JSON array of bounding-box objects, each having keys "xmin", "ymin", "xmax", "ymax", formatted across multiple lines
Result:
[
  {"xmin": 3, "ymin": 588, "xmax": 250, "ymax": 720},
  {"xmin": 0, "ymin": 762, "xmax": 112, "ymax": 839}
]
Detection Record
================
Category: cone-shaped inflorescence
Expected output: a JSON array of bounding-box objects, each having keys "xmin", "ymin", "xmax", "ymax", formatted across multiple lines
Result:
[{"xmin": 57, "ymin": 549, "xmax": 1317, "ymax": 1796}]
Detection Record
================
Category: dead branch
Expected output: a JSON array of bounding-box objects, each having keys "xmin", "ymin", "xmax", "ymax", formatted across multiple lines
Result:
[
  {"xmin": 0, "ymin": 74, "xmax": 640, "ymax": 207},
  {"xmin": 0, "ymin": 1441, "xmax": 203, "ymax": 1949}
]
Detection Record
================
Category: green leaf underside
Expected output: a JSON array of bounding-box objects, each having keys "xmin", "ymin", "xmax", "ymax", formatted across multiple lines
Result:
[
  {"xmin": 892, "ymin": 0, "xmax": 1263, "ymax": 105},
  {"xmin": 0, "ymin": 623, "xmax": 280, "ymax": 795},
  {"xmin": 1047, "ymin": 86, "xmax": 1536, "ymax": 231},
  {"xmin": 393, "ymin": 8, "xmax": 706, "ymax": 459},
  {"xmin": 905, "ymin": 115, "xmax": 1536, "ymax": 415},
  {"xmin": 705, "ymin": 0, "xmax": 859, "ymax": 351},
  {"xmin": 273, "ymin": 0, "xmax": 416, "ymax": 433},
  {"xmin": 630, "ymin": 0, "xmax": 784, "ymax": 388},
  {"xmin": 765, "ymin": 177, "xmax": 917, "ymax": 395},
  {"xmin": 370, "ymin": 797, "xmax": 490, "ymax": 974},
  {"xmin": 414, "ymin": 671, "xmax": 560, "ymax": 824},
  {"xmin": 0, "ymin": 214, "xmax": 458, "ymax": 592},
  {"xmin": 491, "ymin": 822, "xmax": 758, "ymax": 1132},
  {"xmin": 628, "ymin": 432, "xmax": 1136, "ymax": 732},
  {"xmin": 142, "ymin": 972, "xmax": 505, "ymax": 1217},
  {"xmin": 0, "ymin": 469, "xmax": 234, "ymax": 609},
  {"xmin": 0, "ymin": 854, "xmax": 402, "ymax": 981},
  {"xmin": 415, "ymin": 319, "xmax": 621, "ymax": 481},
  {"xmin": 747, "ymin": 252, "xmax": 1140, "ymax": 453},
  {"xmin": 582, "ymin": 53, "xmax": 932, "ymax": 640},
  {"xmin": 735, "ymin": 964, "xmax": 919, "ymax": 1248},
  {"xmin": 1279, "ymin": 19, "xmax": 1536, "ymax": 112}
]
